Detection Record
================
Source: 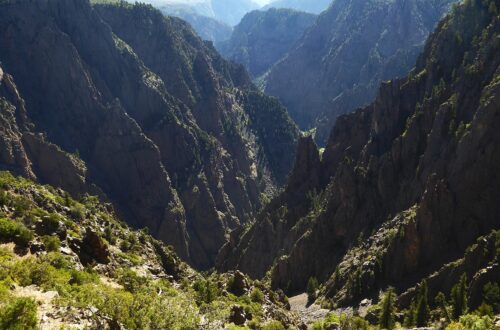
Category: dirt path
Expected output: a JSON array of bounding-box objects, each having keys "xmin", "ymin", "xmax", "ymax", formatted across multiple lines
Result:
[{"xmin": 288, "ymin": 293, "xmax": 330, "ymax": 325}]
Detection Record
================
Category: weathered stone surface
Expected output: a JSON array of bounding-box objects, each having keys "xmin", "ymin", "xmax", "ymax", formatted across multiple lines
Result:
[
  {"xmin": 229, "ymin": 305, "xmax": 247, "ymax": 325},
  {"xmin": 79, "ymin": 230, "xmax": 111, "ymax": 265},
  {"xmin": 228, "ymin": 270, "xmax": 249, "ymax": 296},
  {"xmin": 220, "ymin": 0, "xmax": 500, "ymax": 308},
  {"xmin": 0, "ymin": 0, "xmax": 299, "ymax": 269}
]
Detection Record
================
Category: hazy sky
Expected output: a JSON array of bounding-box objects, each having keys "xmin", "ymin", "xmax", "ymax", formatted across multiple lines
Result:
[
  {"xmin": 254, "ymin": 0, "xmax": 272, "ymax": 4},
  {"xmin": 151, "ymin": 0, "xmax": 273, "ymax": 5}
]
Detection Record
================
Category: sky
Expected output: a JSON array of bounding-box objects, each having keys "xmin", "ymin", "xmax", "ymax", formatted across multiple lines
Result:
[{"xmin": 146, "ymin": 0, "xmax": 272, "ymax": 5}]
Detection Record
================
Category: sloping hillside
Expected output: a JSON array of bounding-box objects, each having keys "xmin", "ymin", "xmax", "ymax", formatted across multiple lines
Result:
[
  {"xmin": 0, "ymin": 0, "xmax": 299, "ymax": 269},
  {"xmin": 0, "ymin": 172, "xmax": 299, "ymax": 329}
]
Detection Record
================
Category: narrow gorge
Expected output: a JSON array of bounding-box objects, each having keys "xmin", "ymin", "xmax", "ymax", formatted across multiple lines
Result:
[{"xmin": 0, "ymin": 0, "xmax": 498, "ymax": 329}]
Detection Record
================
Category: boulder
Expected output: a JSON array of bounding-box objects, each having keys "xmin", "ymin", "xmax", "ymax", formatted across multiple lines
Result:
[
  {"xmin": 228, "ymin": 271, "xmax": 249, "ymax": 296},
  {"xmin": 79, "ymin": 230, "xmax": 110, "ymax": 265},
  {"xmin": 229, "ymin": 305, "xmax": 246, "ymax": 326}
]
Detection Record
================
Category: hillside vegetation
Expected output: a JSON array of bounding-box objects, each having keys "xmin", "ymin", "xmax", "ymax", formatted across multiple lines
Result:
[{"xmin": 0, "ymin": 172, "xmax": 299, "ymax": 329}]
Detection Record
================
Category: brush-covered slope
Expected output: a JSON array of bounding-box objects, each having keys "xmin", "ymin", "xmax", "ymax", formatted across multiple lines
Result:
[
  {"xmin": 217, "ymin": 8, "xmax": 316, "ymax": 78},
  {"xmin": 0, "ymin": 0, "xmax": 299, "ymax": 269},
  {"xmin": 0, "ymin": 172, "xmax": 299, "ymax": 329},
  {"xmin": 219, "ymin": 0, "xmax": 500, "ymax": 314},
  {"xmin": 265, "ymin": 0, "xmax": 457, "ymax": 145}
]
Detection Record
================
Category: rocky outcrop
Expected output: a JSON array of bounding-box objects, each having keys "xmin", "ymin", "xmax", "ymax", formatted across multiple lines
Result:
[
  {"xmin": 220, "ymin": 0, "xmax": 500, "ymax": 307},
  {"xmin": 0, "ymin": 0, "xmax": 299, "ymax": 269},
  {"xmin": 217, "ymin": 8, "xmax": 316, "ymax": 78},
  {"xmin": 396, "ymin": 231, "xmax": 500, "ymax": 310},
  {"xmin": 216, "ymin": 135, "xmax": 322, "ymax": 277},
  {"xmin": 264, "ymin": 0, "xmax": 457, "ymax": 145},
  {"xmin": 0, "ymin": 68, "xmax": 34, "ymax": 180},
  {"xmin": 79, "ymin": 230, "xmax": 111, "ymax": 265}
]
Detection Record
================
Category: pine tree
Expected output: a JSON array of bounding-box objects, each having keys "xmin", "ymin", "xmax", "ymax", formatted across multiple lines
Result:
[
  {"xmin": 451, "ymin": 274, "xmax": 468, "ymax": 319},
  {"xmin": 415, "ymin": 280, "xmax": 430, "ymax": 327},
  {"xmin": 435, "ymin": 291, "xmax": 451, "ymax": 323},
  {"xmin": 306, "ymin": 277, "xmax": 319, "ymax": 303},
  {"xmin": 379, "ymin": 287, "xmax": 396, "ymax": 330},
  {"xmin": 489, "ymin": 1, "xmax": 498, "ymax": 15},
  {"xmin": 403, "ymin": 301, "xmax": 416, "ymax": 327}
]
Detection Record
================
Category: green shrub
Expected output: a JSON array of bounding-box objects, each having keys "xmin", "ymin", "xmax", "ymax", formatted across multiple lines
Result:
[
  {"xmin": 0, "ymin": 297, "xmax": 38, "ymax": 330},
  {"xmin": 69, "ymin": 269, "xmax": 98, "ymax": 286},
  {"xmin": 41, "ymin": 235, "xmax": 60, "ymax": 252},
  {"xmin": 250, "ymin": 287, "xmax": 265, "ymax": 303},
  {"xmin": 104, "ymin": 225, "xmax": 116, "ymax": 244},
  {"xmin": 482, "ymin": 282, "xmax": 499, "ymax": 307},
  {"xmin": 194, "ymin": 279, "xmax": 220, "ymax": 305},
  {"xmin": 10, "ymin": 257, "xmax": 70, "ymax": 290},
  {"xmin": 262, "ymin": 320, "xmax": 285, "ymax": 330},
  {"xmin": 42, "ymin": 252, "xmax": 71, "ymax": 270},
  {"xmin": 313, "ymin": 313, "xmax": 370, "ymax": 330},
  {"xmin": 118, "ymin": 269, "xmax": 146, "ymax": 293},
  {"xmin": 445, "ymin": 314, "xmax": 494, "ymax": 330},
  {"xmin": 0, "ymin": 218, "xmax": 33, "ymax": 247},
  {"xmin": 13, "ymin": 196, "xmax": 32, "ymax": 218},
  {"xmin": 120, "ymin": 234, "xmax": 139, "ymax": 252},
  {"xmin": 70, "ymin": 203, "xmax": 85, "ymax": 221},
  {"xmin": 65, "ymin": 282, "xmax": 200, "ymax": 329},
  {"xmin": 474, "ymin": 302, "xmax": 493, "ymax": 317}
]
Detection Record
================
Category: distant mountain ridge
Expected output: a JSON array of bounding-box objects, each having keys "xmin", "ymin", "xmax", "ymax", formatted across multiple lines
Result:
[
  {"xmin": 142, "ymin": 0, "xmax": 260, "ymax": 26},
  {"xmin": 265, "ymin": 0, "xmax": 458, "ymax": 145},
  {"xmin": 217, "ymin": 8, "xmax": 316, "ymax": 78},
  {"xmin": 159, "ymin": 7, "xmax": 233, "ymax": 42},
  {"xmin": 263, "ymin": 0, "xmax": 331, "ymax": 14}
]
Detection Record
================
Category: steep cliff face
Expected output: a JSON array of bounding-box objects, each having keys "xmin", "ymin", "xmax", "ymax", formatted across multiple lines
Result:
[
  {"xmin": 265, "ymin": 0, "xmax": 457, "ymax": 145},
  {"xmin": 0, "ymin": 0, "xmax": 299, "ymax": 269},
  {"xmin": 0, "ymin": 66, "xmax": 103, "ymax": 202},
  {"xmin": 0, "ymin": 67, "xmax": 34, "ymax": 180},
  {"xmin": 0, "ymin": 0, "xmax": 191, "ymax": 260},
  {"xmin": 219, "ymin": 0, "xmax": 500, "ymax": 307},
  {"xmin": 217, "ymin": 8, "xmax": 316, "ymax": 78}
]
